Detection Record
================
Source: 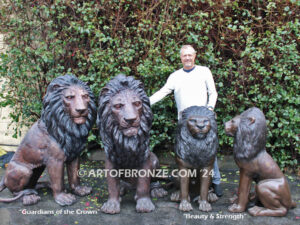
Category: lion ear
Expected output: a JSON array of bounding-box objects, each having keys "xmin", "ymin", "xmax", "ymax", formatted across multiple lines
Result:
[
  {"xmin": 138, "ymin": 82, "xmax": 144, "ymax": 89},
  {"xmin": 247, "ymin": 117, "xmax": 255, "ymax": 124},
  {"xmin": 51, "ymin": 84, "xmax": 61, "ymax": 91},
  {"xmin": 100, "ymin": 87, "xmax": 109, "ymax": 96}
]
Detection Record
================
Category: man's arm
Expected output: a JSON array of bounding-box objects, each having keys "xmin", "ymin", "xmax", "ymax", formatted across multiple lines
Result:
[
  {"xmin": 205, "ymin": 68, "xmax": 218, "ymax": 109},
  {"xmin": 149, "ymin": 75, "xmax": 174, "ymax": 105}
]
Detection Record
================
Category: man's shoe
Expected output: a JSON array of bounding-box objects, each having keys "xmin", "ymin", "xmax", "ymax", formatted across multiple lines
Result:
[{"xmin": 212, "ymin": 183, "xmax": 223, "ymax": 197}]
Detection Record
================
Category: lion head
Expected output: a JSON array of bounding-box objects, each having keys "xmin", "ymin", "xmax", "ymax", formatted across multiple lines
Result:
[
  {"xmin": 224, "ymin": 107, "xmax": 267, "ymax": 161},
  {"xmin": 110, "ymin": 89, "xmax": 143, "ymax": 137},
  {"xmin": 176, "ymin": 106, "xmax": 218, "ymax": 168},
  {"xmin": 97, "ymin": 74, "xmax": 153, "ymax": 168},
  {"xmin": 41, "ymin": 74, "xmax": 97, "ymax": 161}
]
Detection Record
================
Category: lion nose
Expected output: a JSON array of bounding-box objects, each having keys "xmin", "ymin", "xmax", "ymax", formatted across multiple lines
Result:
[
  {"xmin": 76, "ymin": 108, "xmax": 86, "ymax": 114},
  {"xmin": 124, "ymin": 117, "xmax": 136, "ymax": 125},
  {"xmin": 224, "ymin": 122, "xmax": 228, "ymax": 129},
  {"xmin": 197, "ymin": 123, "xmax": 205, "ymax": 129},
  {"xmin": 124, "ymin": 104, "xmax": 137, "ymax": 124}
]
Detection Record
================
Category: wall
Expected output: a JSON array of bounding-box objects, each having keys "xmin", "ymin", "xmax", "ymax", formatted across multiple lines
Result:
[{"xmin": 0, "ymin": 34, "xmax": 26, "ymax": 151}]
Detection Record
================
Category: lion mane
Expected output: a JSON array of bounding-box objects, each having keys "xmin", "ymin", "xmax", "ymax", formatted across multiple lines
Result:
[
  {"xmin": 41, "ymin": 74, "xmax": 97, "ymax": 161},
  {"xmin": 233, "ymin": 107, "xmax": 267, "ymax": 161},
  {"xmin": 97, "ymin": 74, "xmax": 153, "ymax": 168},
  {"xmin": 175, "ymin": 106, "xmax": 218, "ymax": 168}
]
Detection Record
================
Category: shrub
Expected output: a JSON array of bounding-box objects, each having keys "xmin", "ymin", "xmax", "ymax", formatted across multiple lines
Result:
[{"xmin": 0, "ymin": 0, "xmax": 299, "ymax": 169}]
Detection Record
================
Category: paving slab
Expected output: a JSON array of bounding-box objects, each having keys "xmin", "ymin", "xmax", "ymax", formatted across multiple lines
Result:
[{"xmin": 0, "ymin": 156, "xmax": 299, "ymax": 225}]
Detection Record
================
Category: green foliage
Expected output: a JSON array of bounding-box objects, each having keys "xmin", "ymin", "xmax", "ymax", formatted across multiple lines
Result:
[{"xmin": 0, "ymin": 0, "xmax": 299, "ymax": 169}]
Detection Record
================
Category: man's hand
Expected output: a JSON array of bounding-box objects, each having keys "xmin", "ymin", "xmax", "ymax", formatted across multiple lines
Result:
[
  {"xmin": 207, "ymin": 106, "xmax": 214, "ymax": 111},
  {"xmin": 207, "ymin": 106, "xmax": 217, "ymax": 119}
]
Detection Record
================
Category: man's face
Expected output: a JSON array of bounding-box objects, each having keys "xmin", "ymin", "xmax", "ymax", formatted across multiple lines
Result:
[{"xmin": 180, "ymin": 47, "xmax": 196, "ymax": 70}]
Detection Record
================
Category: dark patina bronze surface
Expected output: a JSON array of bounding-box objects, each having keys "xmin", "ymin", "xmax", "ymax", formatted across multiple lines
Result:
[
  {"xmin": 171, "ymin": 106, "xmax": 219, "ymax": 212},
  {"xmin": 97, "ymin": 74, "xmax": 166, "ymax": 214},
  {"xmin": 225, "ymin": 107, "xmax": 296, "ymax": 216},
  {"xmin": 0, "ymin": 74, "xmax": 96, "ymax": 206}
]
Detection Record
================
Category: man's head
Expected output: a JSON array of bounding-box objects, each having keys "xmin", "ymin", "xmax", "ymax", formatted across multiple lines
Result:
[{"xmin": 180, "ymin": 45, "xmax": 196, "ymax": 70}]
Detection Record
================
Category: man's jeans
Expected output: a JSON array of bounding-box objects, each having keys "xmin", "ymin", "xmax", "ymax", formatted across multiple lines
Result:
[{"xmin": 212, "ymin": 157, "xmax": 221, "ymax": 185}]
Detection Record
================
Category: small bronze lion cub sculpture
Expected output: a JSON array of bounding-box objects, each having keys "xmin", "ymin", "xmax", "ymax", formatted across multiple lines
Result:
[
  {"xmin": 0, "ymin": 75, "xmax": 96, "ymax": 206},
  {"xmin": 97, "ymin": 74, "xmax": 166, "ymax": 214},
  {"xmin": 225, "ymin": 107, "xmax": 296, "ymax": 216},
  {"xmin": 171, "ymin": 106, "xmax": 219, "ymax": 212}
]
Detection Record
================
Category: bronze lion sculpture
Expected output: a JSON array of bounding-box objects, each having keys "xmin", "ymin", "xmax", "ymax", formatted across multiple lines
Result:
[
  {"xmin": 97, "ymin": 74, "xmax": 166, "ymax": 214},
  {"xmin": 0, "ymin": 74, "xmax": 96, "ymax": 206},
  {"xmin": 225, "ymin": 107, "xmax": 296, "ymax": 216},
  {"xmin": 170, "ymin": 106, "xmax": 219, "ymax": 212}
]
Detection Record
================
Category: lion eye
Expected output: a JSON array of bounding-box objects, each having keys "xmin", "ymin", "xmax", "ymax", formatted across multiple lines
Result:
[
  {"xmin": 66, "ymin": 95, "xmax": 75, "ymax": 100},
  {"xmin": 82, "ymin": 94, "xmax": 89, "ymax": 99},
  {"xmin": 114, "ymin": 104, "xmax": 123, "ymax": 109},
  {"xmin": 133, "ymin": 101, "xmax": 141, "ymax": 107},
  {"xmin": 189, "ymin": 119, "xmax": 197, "ymax": 123}
]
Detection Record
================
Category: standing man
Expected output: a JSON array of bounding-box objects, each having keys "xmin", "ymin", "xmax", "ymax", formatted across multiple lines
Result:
[{"xmin": 150, "ymin": 45, "xmax": 223, "ymax": 197}]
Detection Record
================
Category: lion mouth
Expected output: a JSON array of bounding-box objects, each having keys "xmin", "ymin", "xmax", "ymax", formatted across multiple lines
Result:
[
  {"xmin": 122, "ymin": 127, "xmax": 139, "ymax": 136},
  {"xmin": 198, "ymin": 128, "xmax": 209, "ymax": 133},
  {"xmin": 190, "ymin": 128, "xmax": 209, "ymax": 135},
  {"xmin": 73, "ymin": 116, "xmax": 87, "ymax": 124},
  {"xmin": 225, "ymin": 130, "xmax": 234, "ymax": 137},
  {"xmin": 194, "ymin": 132, "xmax": 208, "ymax": 139},
  {"xmin": 224, "ymin": 126, "xmax": 235, "ymax": 136}
]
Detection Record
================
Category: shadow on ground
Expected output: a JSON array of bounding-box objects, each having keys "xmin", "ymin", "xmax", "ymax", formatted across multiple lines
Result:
[{"xmin": 0, "ymin": 155, "xmax": 299, "ymax": 225}]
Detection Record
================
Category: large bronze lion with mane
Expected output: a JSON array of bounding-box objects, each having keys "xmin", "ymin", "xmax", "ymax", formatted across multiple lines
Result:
[
  {"xmin": 0, "ymin": 74, "xmax": 96, "ymax": 206},
  {"xmin": 98, "ymin": 74, "xmax": 153, "ymax": 169},
  {"xmin": 171, "ymin": 106, "xmax": 218, "ymax": 212},
  {"xmin": 97, "ymin": 74, "xmax": 166, "ymax": 214},
  {"xmin": 225, "ymin": 107, "xmax": 296, "ymax": 216}
]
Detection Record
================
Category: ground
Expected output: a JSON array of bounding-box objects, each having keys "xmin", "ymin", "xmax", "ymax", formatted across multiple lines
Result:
[{"xmin": 0, "ymin": 155, "xmax": 299, "ymax": 225}]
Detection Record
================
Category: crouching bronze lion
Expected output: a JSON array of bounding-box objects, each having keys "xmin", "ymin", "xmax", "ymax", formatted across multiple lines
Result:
[
  {"xmin": 171, "ymin": 106, "xmax": 219, "ymax": 212},
  {"xmin": 0, "ymin": 74, "xmax": 96, "ymax": 206},
  {"xmin": 225, "ymin": 107, "xmax": 296, "ymax": 216},
  {"xmin": 97, "ymin": 74, "xmax": 166, "ymax": 214}
]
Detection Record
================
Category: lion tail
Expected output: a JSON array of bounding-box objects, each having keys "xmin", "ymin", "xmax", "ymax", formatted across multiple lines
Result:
[
  {"xmin": 0, "ymin": 176, "xmax": 6, "ymax": 192},
  {"xmin": 0, "ymin": 192, "xmax": 24, "ymax": 203},
  {"xmin": 0, "ymin": 189, "xmax": 37, "ymax": 203}
]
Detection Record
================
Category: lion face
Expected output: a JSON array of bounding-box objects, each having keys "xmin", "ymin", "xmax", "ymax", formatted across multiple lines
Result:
[
  {"xmin": 224, "ymin": 116, "xmax": 240, "ymax": 137},
  {"xmin": 63, "ymin": 86, "xmax": 90, "ymax": 125},
  {"xmin": 176, "ymin": 106, "xmax": 218, "ymax": 168},
  {"xmin": 225, "ymin": 107, "xmax": 266, "ymax": 161},
  {"xmin": 41, "ymin": 74, "xmax": 96, "ymax": 161},
  {"xmin": 187, "ymin": 115, "xmax": 211, "ymax": 139},
  {"xmin": 110, "ymin": 89, "xmax": 142, "ymax": 137}
]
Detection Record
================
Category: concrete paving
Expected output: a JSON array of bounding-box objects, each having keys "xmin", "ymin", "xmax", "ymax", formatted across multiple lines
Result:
[{"xmin": 0, "ymin": 155, "xmax": 299, "ymax": 225}]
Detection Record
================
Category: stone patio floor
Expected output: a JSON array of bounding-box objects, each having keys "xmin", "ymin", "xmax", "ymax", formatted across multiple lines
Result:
[{"xmin": 0, "ymin": 155, "xmax": 299, "ymax": 225}]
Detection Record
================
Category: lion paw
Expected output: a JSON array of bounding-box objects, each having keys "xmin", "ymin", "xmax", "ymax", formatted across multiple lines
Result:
[
  {"xmin": 228, "ymin": 203, "xmax": 245, "ymax": 213},
  {"xmin": 248, "ymin": 206, "xmax": 263, "ymax": 216},
  {"xmin": 73, "ymin": 185, "xmax": 92, "ymax": 196},
  {"xmin": 199, "ymin": 200, "xmax": 212, "ymax": 212},
  {"xmin": 101, "ymin": 199, "xmax": 121, "ymax": 214},
  {"xmin": 23, "ymin": 194, "xmax": 41, "ymax": 205},
  {"xmin": 136, "ymin": 197, "xmax": 155, "ymax": 213},
  {"xmin": 55, "ymin": 193, "xmax": 76, "ymax": 206},
  {"xmin": 151, "ymin": 187, "xmax": 168, "ymax": 198},
  {"xmin": 179, "ymin": 200, "xmax": 193, "ymax": 211},
  {"xmin": 170, "ymin": 190, "xmax": 180, "ymax": 202}
]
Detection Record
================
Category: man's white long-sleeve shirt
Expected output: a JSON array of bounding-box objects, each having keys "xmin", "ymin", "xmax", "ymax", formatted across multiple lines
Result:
[{"xmin": 150, "ymin": 65, "xmax": 218, "ymax": 118}]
